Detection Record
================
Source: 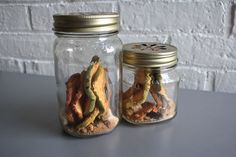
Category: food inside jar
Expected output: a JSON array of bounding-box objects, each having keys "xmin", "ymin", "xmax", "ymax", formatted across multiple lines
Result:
[
  {"xmin": 122, "ymin": 69, "xmax": 176, "ymax": 124},
  {"xmin": 62, "ymin": 55, "xmax": 118, "ymax": 136}
]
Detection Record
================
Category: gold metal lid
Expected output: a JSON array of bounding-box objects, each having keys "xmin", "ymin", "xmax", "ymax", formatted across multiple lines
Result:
[
  {"xmin": 122, "ymin": 43, "xmax": 178, "ymax": 68},
  {"xmin": 53, "ymin": 12, "xmax": 119, "ymax": 33}
]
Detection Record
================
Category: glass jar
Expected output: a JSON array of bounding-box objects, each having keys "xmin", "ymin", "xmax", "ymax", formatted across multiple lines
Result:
[
  {"xmin": 53, "ymin": 13, "xmax": 122, "ymax": 137},
  {"xmin": 121, "ymin": 43, "xmax": 179, "ymax": 124}
]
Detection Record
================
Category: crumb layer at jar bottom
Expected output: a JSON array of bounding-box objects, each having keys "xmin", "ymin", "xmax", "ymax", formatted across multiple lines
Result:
[
  {"xmin": 60, "ymin": 109, "xmax": 119, "ymax": 136},
  {"xmin": 122, "ymin": 101, "xmax": 176, "ymax": 124}
]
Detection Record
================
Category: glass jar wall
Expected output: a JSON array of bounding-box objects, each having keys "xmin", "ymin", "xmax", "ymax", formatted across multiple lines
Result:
[
  {"xmin": 53, "ymin": 13, "xmax": 122, "ymax": 136},
  {"xmin": 121, "ymin": 43, "xmax": 179, "ymax": 124}
]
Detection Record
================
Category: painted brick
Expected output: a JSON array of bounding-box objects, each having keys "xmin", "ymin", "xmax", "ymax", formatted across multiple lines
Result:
[
  {"xmin": 192, "ymin": 36, "xmax": 236, "ymax": 70},
  {"xmin": 0, "ymin": 5, "xmax": 30, "ymax": 31},
  {"xmin": 23, "ymin": 60, "xmax": 54, "ymax": 75},
  {"xmin": 30, "ymin": 2, "xmax": 113, "ymax": 31},
  {"xmin": 170, "ymin": 34, "xmax": 194, "ymax": 65},
  {"xmin": 120, "ymin": 1, "xmax": 224, "ymax": 35},
  {"xmin": 169, "ymin": 34, "xmax": 236, "ymax": 70},
  {"xmin": 0, "ymin": 57, "xmax": 24, "ymax": 73},
  {"xmin": 119, "ymin": 33, "xmax": 169, "ymax": 44},
  {"xmin": 0, "ymin": 0, "xmax": 62, "ymax": 3},
  {"xmin": 0, "ymin": 57, "xmax": 54, "ymax": 75},
  {"xmin": 215, "ymin": 71, "xmax": 236, "ymax": 93},
  {"xmin": 177, "ymin": 67, "xmax": 206, "ymax": 90},
  {"xmin": 0, "ymin": 33, "xmax": 54, "ymax": 60}
]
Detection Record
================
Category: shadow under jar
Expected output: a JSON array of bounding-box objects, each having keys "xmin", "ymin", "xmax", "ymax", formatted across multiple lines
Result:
[
  {"xmin": 53, "ymin": 13, "xmax": 122, "ymax": 137},
  {"xmin": 121, "ymin": 43, "xmax": 179, "ymax": 124}
]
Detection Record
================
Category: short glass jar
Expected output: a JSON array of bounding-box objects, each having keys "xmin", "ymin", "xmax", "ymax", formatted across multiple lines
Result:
[
  {"xmin": 121, "ymin": 43, "xmax": 179, "ymax": 124},
  {"xmin": 53, "ymin": 13, "xmax": 122, "ymax": 136}
]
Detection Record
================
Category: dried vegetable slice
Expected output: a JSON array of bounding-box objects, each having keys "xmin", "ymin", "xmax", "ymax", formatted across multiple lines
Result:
[
  {"xmin": 122, "ymin": 70, "xmax": 176, "ymax": 124},
  {"xmin": 63, "ymin": 55, "xmax": 118, "ymax": 136},
  {"xmin": 84, "ymin": 56, "xmax": 100, "ymax": 114},
  {"xmin": 92, "ymin": 65, "xmax": 109, "ymax": 114}
]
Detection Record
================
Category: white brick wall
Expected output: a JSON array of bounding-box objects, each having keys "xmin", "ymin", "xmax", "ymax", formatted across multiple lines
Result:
[{"xmin": 0, "ymin": 0, "xmax": 236, "ymax": 93}]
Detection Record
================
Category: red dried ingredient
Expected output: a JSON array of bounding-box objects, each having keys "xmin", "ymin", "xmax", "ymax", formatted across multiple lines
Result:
[{"xmin": 129, "ymin": 102, "xmax": 158, "ymax": 121}]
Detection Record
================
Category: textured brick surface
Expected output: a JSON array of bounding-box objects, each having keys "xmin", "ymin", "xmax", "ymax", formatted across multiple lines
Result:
[
  {"xmin": 215, "ymin": 71, "xmax": 236, "ymax": 93},
  {"xmin": 0, "ymin": 33, "xmax": 54, "ymax": 60},
  {"xmin": 30, "ymin": 2, "xmax": 113, "ymax": 31},
  {"xmin": 0, "ymin": 0, "xmax": 236, "ymax": 93},
  {"xmin": 177, "ymin": 67, "xmax": 207, "ymax": 90},
  {"xmin": 171, "ymin": 34, "xmax": 194, "ymax": 65},
  {"xmin": 0, "ymin": 0, "xmax": 61, "ymax": 2},
  {"xmin": 23, "ymin": 60, "xmax": 54, "ymax": 75},
  {"xmin": 120, "ymin": 1, "xmax": 224, "ymax": 34},
  {"xmin": 0, "ymin": 6, "xmax": 30, "ymax": 31},
  {"xmin": 0, "ymin": 57, "xmax": 54, "ymax": 75},
  {"xmin": 0, "ymin": 57, "xmax": 24, "ymax": 73},
  {"xmin": 192, "ymin": 36, "xmax": 236, "ymax": 69},
  {"xmin": 171, "ymin": 34, "xmax": 236, "ymax": 69},
  {"xmin": 119, "ymin": 34, "xmax": 169, "ymax": 44}
]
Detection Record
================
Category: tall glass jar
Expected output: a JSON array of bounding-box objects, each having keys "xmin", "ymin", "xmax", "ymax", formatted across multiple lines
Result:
[
  {"xmin": 121, "ymin": 43, "xmax": 179, "ymax": 124},
  {"xmin": 53, "ymin": 13, "xmax": 122, "ymax": 137}
]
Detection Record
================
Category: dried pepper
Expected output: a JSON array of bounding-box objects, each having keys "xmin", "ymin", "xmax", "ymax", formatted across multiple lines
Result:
[
  {"xmin": 122, "ymin": 69, "xmax": 176, "ymax": 124},
  {"xmin": 123, "ymin": 70, "xmax": 151, "ymax": 110},
  {"xmin": 65, "ymin": 73, "xmax": 84, "ymax": 124},
  {"xmin": 92, "ymin": 65, "xmax": 109, "ymax": 114},
  {"xmin": 64, "ymin": 55, "xmax": 118, "ymax": 136},
  {"xmin": 84, "ymin": 56, "xmax": 100, "ymax": 114},
  {"xmin": 78, "ymin": 108, "xmax": 100, "ymax": 129}
]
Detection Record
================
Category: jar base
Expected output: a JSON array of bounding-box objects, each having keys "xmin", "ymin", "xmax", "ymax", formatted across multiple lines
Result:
[
  {"xmin": 122, "ymin": 102, "xmax": 177, "ymax": 125},
  {"xmin": 122, "ymin": 111, "xmax": 176, "ymax": 125},
  {"xmin": 60, "ymin": 109, "xmax": 119, "ymax": 137}
]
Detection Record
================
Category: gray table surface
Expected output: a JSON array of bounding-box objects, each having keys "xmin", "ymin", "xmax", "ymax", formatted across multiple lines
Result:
[{"xmin": 0, "ymin": 72, "xmax": 236, "ymax": 157}]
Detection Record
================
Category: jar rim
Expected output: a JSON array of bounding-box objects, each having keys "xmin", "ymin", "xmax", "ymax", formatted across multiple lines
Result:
[
  {"xmin": 53, "ymin": 12, "xmax": 120, "ymax": 34},
  {"xmin": 54, "ymin": 31, "xmax": 119, "ymax": 37},
  {"xmin": 122, "ymin": 42, "xmax": 178, "ymax": 68}
]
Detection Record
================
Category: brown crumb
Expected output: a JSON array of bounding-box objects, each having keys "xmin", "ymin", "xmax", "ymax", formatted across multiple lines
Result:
[
  {"xmin": 87, "ymin": 124, "xmax": 94, "ymax": 132},
  {"xmin": 104, "ymin": 120, "xmax": 111, "ymax": 128},
  {"xmin": 79, "ymin": 127, "xmax": 87, "ymax": 134}
]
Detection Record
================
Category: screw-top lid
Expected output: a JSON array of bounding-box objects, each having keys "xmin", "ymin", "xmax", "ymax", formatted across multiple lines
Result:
[
  {"xmin": 53, "ymin": 12, "xmax": 119, "ymax": 34},
  {"xmin": 122, "ymin": 43, "xmax": 178, "ymax": 68}
]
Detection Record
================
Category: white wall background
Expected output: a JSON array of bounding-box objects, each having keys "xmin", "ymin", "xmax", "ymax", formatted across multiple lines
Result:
[{"xmin": 0, "ymin": 0, "xmax": 236, "ymax": 93}]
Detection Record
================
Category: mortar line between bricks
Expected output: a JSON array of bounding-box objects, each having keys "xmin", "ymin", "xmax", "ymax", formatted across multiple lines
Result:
[
  {"xmin": 0, "ymin": 32, "xmax": 234, "ymax": 40},
  {"xmin": 1, "ymin": 57, "xmax": 236, "ymax": 73},
  {"xmin": 212, "ymin": 73, "xmax": 216, "ymax": 92},
  {"xmin": 120, "ymin": 0, "xmax": 221, "ymax": 2},
  {"xmin": 1, "ymin": 31, "xmax": 234, "ymax": 41},
  {"xmin": 121, "ymin": 30, "xmax": 228, "ymax": 37},
  {"xmin": 178, "ymin": 64, "xmax": 236, "ymax": 73},
  {"xmin": 0, "ymin": 0, "xmax": 222, "ymax": 4},
  {"xmin": 0, "ymin": 31, "xmax": 53, "ymax": 35},
  {"xmin": 0, "ymin": 2, "xmax": 64, "ymax": 6},
  {"xmin": 0, "ymin": 31, "xmax": 224, "ymax": 38},
  {"xmin": 0, "ymin": 0, "xmax": 115, "ymax": 6},
  {"xmin": 0, "ymin": 57, "xmax": 53, "ymax": 64},
  {"xmin": 120, "ymin": 31, "xmax": 229, "ymax": 39},
  {"xmin": 27, "ymin": 6, "xmax": 33, "ymax": 31},
  {"xmin": 229, "ymin": 3, "xmax": 236, "ymax": 37},
  {"xmin": 23, "ymin": 62, "xmax": 27, "ymax": 74}
]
